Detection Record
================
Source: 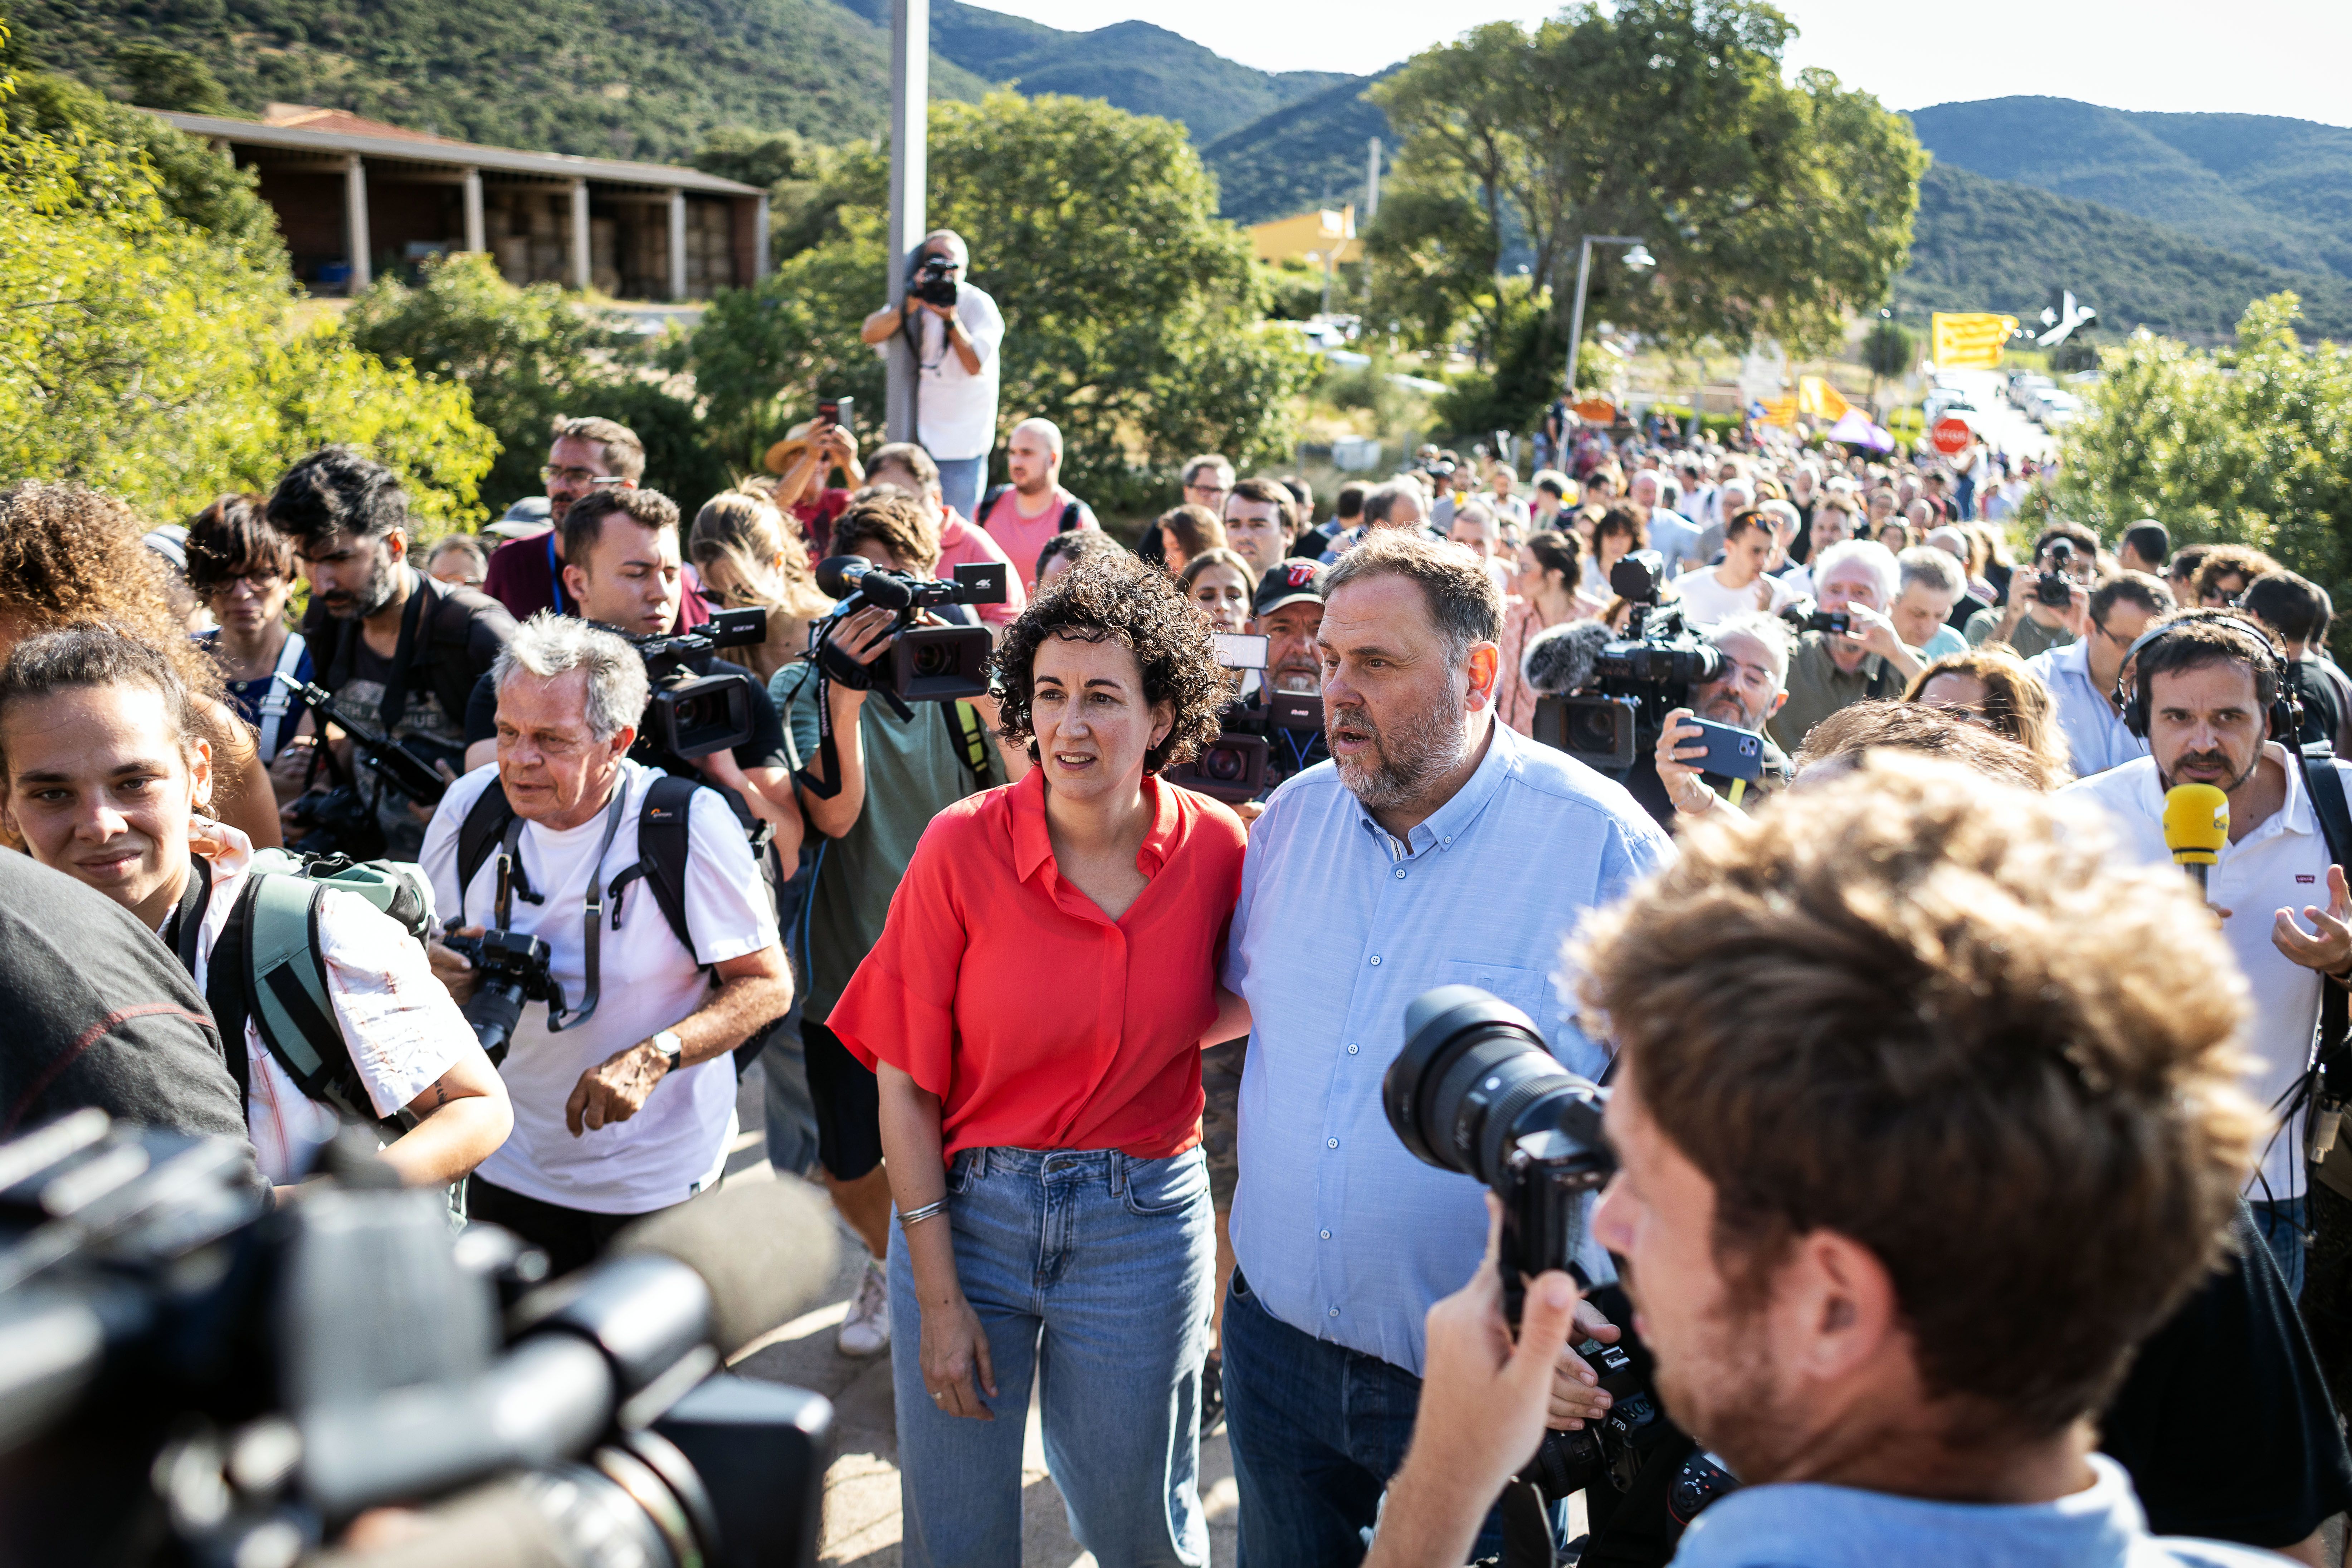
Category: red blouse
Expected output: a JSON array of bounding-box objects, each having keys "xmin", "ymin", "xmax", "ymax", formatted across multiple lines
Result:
[{"xmin": 828, "ymin": 769, "xmax": 1248, "ymax": 1166}]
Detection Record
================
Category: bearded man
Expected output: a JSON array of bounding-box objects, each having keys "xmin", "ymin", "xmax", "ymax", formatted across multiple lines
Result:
[{"xmin": 1216, "ymin": 532, "xmax": 1674, "ymax": 1565}]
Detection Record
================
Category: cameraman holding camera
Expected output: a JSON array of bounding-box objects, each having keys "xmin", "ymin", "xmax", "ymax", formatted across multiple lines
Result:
[
  {"xmin": 424, "ymin": 616, "xmax": 792, "ymax": 1276},
  {"xmin": 1366, "ymin": 756, "xmax": 2287, "ymax": 1568},
  {"xmin": 776, "ymin": 492, "xmax": 1026, "ymax": 1357},
  {"xmin": 1766, "ymin": 539, "xmax": 1926, "ymax": 756},
  {"xmin": 861, "ymin": 230, "xmax": 1002, "ymax": 522},
  {"xmin": 1964, "ymin": 523, "xmax": 2099, "ymax": 660},
  {"xmin": 1652, "ymin": 612, "xmax": 1795, "ymax": 821}
]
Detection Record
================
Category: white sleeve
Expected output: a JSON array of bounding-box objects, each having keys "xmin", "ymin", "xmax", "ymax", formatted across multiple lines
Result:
[
  {"xmin": 681, "ymin": 788, "xmax": 781, "ymax": 966},
  {"xmin": 316, "ymin": 892, "xmax": 472, "ymax": 1118},
  {"xmin": 961, "ymin": 287, "xmax": 1004, "ymax": 367},
  {"xmin": 420, "ymin": 764, "xmax": 496, "ymax": 925}
]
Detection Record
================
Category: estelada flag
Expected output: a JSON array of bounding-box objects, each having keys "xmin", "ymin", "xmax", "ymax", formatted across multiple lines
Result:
[{"xmin": 1931, "ymin": 313, "xmax": 2019, "ymax": 370}]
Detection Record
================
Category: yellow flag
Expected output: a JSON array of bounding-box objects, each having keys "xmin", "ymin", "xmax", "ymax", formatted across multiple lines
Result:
[
  {"xmin": 1931, "ymin": 312, "xmax": 2018, "ymax": 370},
  {"xmin": 1760, "ymin": 395, "xmax": 1799, "ymax": 428},
  {"xmin": 1796, "ymin": 375, "xmax": 1850, "ymax": 422}
]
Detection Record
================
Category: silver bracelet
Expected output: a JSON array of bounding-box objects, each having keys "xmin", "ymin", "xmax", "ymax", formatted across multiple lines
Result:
[{"xmin": 897, "ymin": 1200, "xmax": 948, "ymax": 1229}]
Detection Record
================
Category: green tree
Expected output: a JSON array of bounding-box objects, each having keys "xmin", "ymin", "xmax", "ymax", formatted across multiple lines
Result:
[
  {"xmin": 1862, "ymin": 316, "xmax": 1913, "ymax": 397},
  {"xmin": 1370, "ymin": 1, "xmax": 1924, "ymax": 376},
  {"xmin": 675, "ymin": 92, "xmax": 1316, "ymax": 509},
  {"xmin": 110, "ymin": 40, "xmax": 230, "ymax": 114},
  {"xmin": 2057, "ymin": 293, "xmax": 2352, "ymax": 655},
  {"xmin": 347, "ymin": 254, "xmax": 727, "ymax": 509},
  {"xmin": 0, "ymin": 102, "xmax": 493, "ymax": 526},
  {"xmin": 1363, "ymin": 181, "xmax": 1503, "ymax": 361}
]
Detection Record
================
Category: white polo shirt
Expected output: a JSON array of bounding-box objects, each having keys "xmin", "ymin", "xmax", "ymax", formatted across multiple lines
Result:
[
  {"xmin": 2065, "ymin": 745, "xmax": 2351, "ymax": 1198},
  {"xmin": 2027, "ymin": 639, "xmax": 2148, "ymax": 778},
  {"xmin": 422, "ymin": 761, "xmax": 780, "ymax": 1214}
]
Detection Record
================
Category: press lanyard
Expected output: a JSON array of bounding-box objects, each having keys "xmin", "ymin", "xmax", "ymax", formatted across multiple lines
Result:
[{"xmin": 545, "ymin": 533, "xmax": 568, "ymax": 616}]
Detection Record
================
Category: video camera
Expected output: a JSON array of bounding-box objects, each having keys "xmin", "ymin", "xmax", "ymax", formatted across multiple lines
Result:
[
  {"xmin": 0, "ymin": 1113, "xmax": 835, "ymax": 1568},
  {"xmin": 910, "ymin": 253, "xmax": 961, "ymax": 310},
  {"xmin": 814, "ymin": 555, "xmax": 1004, "ymax": 708},
  {"xmin": 1384, "ymin": 987, "xmax": 1738, "ymax": 1558},
  {"xmin": 1527, "ymin": 558, "xmax": 1723, "ymax": 771},
  {"xmin": 629, "ymin": 605, "xmax": 768, "ymax": 760}
]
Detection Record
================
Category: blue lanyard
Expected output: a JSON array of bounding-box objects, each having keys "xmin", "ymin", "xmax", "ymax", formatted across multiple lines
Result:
[{"xmin": 545, "ymin": 532, "xmax": 567, "ymax": 616}]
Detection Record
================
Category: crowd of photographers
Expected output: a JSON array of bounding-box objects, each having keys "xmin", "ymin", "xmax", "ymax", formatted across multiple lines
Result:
[{"xmin": 7, "ymin": 332, "xmax": 2352, "ymax": 1568}]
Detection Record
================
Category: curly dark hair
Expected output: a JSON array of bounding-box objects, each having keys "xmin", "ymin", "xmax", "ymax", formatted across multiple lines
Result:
[{"xmin": 990, "ymin": 549, "xmax": 1227, "ymax": 775}]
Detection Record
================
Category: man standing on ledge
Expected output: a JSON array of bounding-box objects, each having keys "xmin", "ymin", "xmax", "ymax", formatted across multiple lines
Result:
[
  {"xmin": 862, "ymin": 229, "xmax": 1003, "ymax": 521},
  {"xmin": 1219, "ymin": 533, "xmax": 1673, "ymax": 1564}
]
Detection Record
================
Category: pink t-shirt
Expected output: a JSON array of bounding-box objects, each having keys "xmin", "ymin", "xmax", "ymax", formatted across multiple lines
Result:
[
  {"xmin": 982, "ymin": 485, "xmax": 1099, "ymax": 590},
  {"xmin": 935, "ymin": 507, "xmax": 1027, "ymax": 628}
]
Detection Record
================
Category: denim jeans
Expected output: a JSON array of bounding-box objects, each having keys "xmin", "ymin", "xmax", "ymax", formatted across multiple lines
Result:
[
  {"xmin": 934, "ymin": 455, "xmax": 986, "ymax": 523},
  {"xmin": 2253, "ymin": 1195, "xmax": 2309, "ymax": 1300},
  {"xmin": 888, "ymin": 1145, "xmax": 1214, "ymax": 1568},
  {"xmin": 1222, "ymin": 1271, "xmax": 1557, "ymax": 1567}
]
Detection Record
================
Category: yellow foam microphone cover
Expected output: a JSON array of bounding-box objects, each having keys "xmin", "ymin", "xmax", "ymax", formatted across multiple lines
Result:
[{"xmin": 2162, "ymin": 783, "xmax": 2229, "ymax": 867}]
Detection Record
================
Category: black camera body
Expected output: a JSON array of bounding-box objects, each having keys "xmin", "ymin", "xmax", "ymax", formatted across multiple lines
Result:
[
  {"xmin": 2035, "ymin": 539, "xmax": 2078, "ymax": 606},
  {"xmin": 630, "ymin": 605, "xmax": 768, "ymax": 760},
  {"xmin": 438, "ymin": 924, "xmax": 561, "ymax": 1064},
  {"xmin": 815, "ymin": 556, "xmax": 1005, "ymax": 705},
  {"xmin": 1532, "ymin": 558, "xmax": 1724, "ymax": 772},
  {"xmin": 911, "ymin": 254, "xmax": 961, "ymax": 309},
  {"xmin": 285, "ymin": 782, "xmax": 387, "ymax": 861},
  {"xmin": 1166, "ymin": 732, "xmax": 1270, "ymax": 804},
  {"xmin": 1799, "ymin": 607, "xmax": 1852, "ymax": 636}
]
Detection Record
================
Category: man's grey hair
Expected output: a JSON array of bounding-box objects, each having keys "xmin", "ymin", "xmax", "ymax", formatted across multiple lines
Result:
[
  {"xmin": 1718, "ymin": 478, "xmax": 1755, "ymax": 510},
  {"xmin": 1449, "ymin": 500, "xmax": 1497, "ymax": 533},
  {"xmin": 1182, "ymin": 453, "xmax": 1235, "ymax": 489},
  {"xmin": 1898, "ymin": 544, "xmax": 1966, "ymax": 600},
  {"xmin": 1707, "ymin": 611, "xmax": 1794, "ymax": 691},
  {"xmin": 1321, "ymin": 532, "xmax": 1501, "ymax": 668},
  {"xmin": 920, "ymin": 229, "xmax": 969, "ymax": 267},
  {"xmin": 1815, "ymin": 538, "xmax": 1901, "ymax": 607},
  {"xmin": 1362, "ymin": 479, "xmax": 1421, "ymax": 528},
  {"xmin": 493, "ymin": 612, "xmax": 649, "ymax": 742}
]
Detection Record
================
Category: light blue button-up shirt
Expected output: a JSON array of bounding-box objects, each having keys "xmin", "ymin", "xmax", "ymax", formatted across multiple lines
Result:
[
  {"xmin": 1222, "ymin": 719, "xmax": 1674, "ymax": 1374},
  {"xmin": 2027, "ymin": 638, "xmax": 2147, "ymax": 778}
]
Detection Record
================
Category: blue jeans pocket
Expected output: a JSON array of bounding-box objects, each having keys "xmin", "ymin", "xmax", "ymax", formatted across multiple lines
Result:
[
  {"xmin": 947, "ymin": 1149, "xmax": 983, "ymax": 1196},
  {"xmin": 1121, "ymin": 1149, "xmax": 1209, "ymax": 1217}
]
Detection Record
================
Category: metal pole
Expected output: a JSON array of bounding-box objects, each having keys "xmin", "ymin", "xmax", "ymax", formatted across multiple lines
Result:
[
  {"xmin": 1564, "ymin": 236, "xmax": 1594, "ymax": 397},
  {"xmin": 885, "ymin": 0, "xmax": 931, "ymax": 444},
  {"xmin": 1366, "ymin": 137, "xmax": 1381, "ymax": 220}
]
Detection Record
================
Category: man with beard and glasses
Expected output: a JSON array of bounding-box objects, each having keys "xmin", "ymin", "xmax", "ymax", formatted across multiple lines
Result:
[
  {"xmin": 1651, "ymin": 612, "xmax": 1796, "ymax": 821},
  {"xmin": 269, "ymin": 446, "xmax": 515, "ymax": 858},
  {"xmin": 2066, "ymin": 610, "xmax": 2352, "ymax": 1296},
  {"xmin": 1364, "ymin": 755, "xmax": 2287, "ymax": 1568},
  {"xmin": 1218, "ymin": 533, "xmax": 1672, "ymax": 1566}
]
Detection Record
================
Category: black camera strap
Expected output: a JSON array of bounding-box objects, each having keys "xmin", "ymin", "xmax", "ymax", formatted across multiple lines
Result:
[{"xmin": 492, "ymin": 785, "xmax": 628, "ymax": 1034}]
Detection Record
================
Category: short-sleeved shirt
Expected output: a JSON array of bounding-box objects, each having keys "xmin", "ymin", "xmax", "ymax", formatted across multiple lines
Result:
[
  {"xmin": 422, "ymin": 759, "xmax": 779, "ymax": 1212},
  {"xmin": 774, "ymin": 658, "xmax": 998, "ymax": 1017},
  {"xmin": 936, "ymin": 507, "xmax": 1028, "ymax": 627},
  {"xmin": 829, "ymin": 769, "xmax": 1247, "ymax": 1164},
  {"xmin": 979, "ymin": 485, "xmax": 1102, "ymax": 592}
]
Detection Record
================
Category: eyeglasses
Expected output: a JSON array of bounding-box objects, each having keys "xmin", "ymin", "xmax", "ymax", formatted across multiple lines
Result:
[
  {"xmin": 205, "ymin": 570, "xmax": 285, "ymax": 595},
  {"xmin": 541, "ymin": 466, "xmax": 629, "ymax": 487}
]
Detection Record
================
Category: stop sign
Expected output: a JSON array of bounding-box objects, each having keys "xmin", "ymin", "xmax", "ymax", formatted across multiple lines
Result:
[{"xmin": 1931, "ymin": 415, "xmax": 1972, "ymax": 456}]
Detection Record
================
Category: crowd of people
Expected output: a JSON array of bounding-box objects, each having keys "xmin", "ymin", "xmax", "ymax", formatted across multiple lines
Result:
[{"xmin": 5, "ymin": 265, "xmax": 2352, "ymax": 1568}]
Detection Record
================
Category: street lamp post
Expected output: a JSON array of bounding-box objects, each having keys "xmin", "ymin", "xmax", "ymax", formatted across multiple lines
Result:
[{"xmin": 1564, "ymin": 235, "xmax": 1654, "ymax": 399}]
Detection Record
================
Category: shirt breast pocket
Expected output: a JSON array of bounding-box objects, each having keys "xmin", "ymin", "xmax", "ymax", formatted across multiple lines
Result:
[{"xmin": 1434, "ymin": 958, "xmax": 1560, "ymax": 1049}]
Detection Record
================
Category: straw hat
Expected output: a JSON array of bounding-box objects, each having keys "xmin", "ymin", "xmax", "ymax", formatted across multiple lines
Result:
[{"xmin": 763, "ymin": 420, "xmax": 819, "ymax": 476}]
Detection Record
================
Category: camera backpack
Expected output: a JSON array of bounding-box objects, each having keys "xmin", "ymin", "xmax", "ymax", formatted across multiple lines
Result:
[
  {"xmin": 976, "ymin": 484, "xmax": 1084, "ymax": 535},
  {"xmin": 200, "ymin": 851, "xmax": 440, "ymax": 1133}
]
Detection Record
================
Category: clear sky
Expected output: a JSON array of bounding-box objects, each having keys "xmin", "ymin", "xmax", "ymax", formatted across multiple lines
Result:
[{"xmin": 966, "ymin": 0, "xmax": 2352, "ymax": 126}]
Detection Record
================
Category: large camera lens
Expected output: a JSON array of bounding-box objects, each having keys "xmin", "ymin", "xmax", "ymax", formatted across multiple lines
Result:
[
  {"xmin": 910, "ymin": 639, "xmax": 957, "ymax": 680},
  {"xmin": 1202, "ymin": 744, "xmax": 1247, "ymax": 782},
  {"xmin": 1382, "ymin": 985, "xmax": 1608, "ymax": 1190}
]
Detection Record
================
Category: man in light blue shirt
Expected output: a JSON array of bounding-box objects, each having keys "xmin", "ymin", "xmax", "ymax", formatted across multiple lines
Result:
[
  {"xmin": 2027, "ymin": 573, "xmax": 2171, "ymax": 777},
  {"xmin": 1220, "ymin": 532, "xmax": 1672, "ymax": 1565},
  {"xmin": 1632, "ymin": 468, "xmax": 1700, "ymax": 578}
]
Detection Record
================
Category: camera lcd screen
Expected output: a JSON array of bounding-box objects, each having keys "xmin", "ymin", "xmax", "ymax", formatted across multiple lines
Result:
[{"xmin": 1212, "ymin": 632, "xmax": 1269, "ymax": 670}]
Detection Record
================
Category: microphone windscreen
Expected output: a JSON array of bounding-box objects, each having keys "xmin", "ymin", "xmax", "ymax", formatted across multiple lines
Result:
[
  {"xmin": 2162, "ymin": 783, "xmax": 2229, "ymax": 866},
  {"xmin": 611, "ymin": 1177, "xmax": 843, "ymax": 1358},
  {"xmin": 1523, "ymin": 620, "xmax": 1612, "ymax": 697}
]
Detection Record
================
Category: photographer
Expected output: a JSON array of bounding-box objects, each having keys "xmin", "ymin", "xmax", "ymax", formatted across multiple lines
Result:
[
  {"xmin": 459, "ymin": 487, "xmax": 802, "ymax": 851},
  {"xmin": 1220, "ymin": 534, "xmax": 1670, "ymax": 1564},
  {"xmin": 424, "ymin": 616, "xmax": 791, "ymax": 1276},
  {"xmin": 1963, "ymin": 523, "xmax": 2098, "ymax": 659},
  {"xmin": 774, "ymin": 491, "xmax": 1026, "ymax": 1358},
  {"xmin": 1766, "ymin": 539, "xmax": 1924, "ymax": 756},
  {"xmin": 1367, "ymin": 755, "xmax": 2285, "ymax": 1568},
  {"xmin": 2, "ymin": 624, "xmax": 507, "ymax": 1191},
  {"xmin": 270, "ymin": 447, "xmax": 516, "ymax": 858},
  {"xmin": 1652, "ymin": 611, "xmax": 1796, "ymax": 821},
  {"xmin": 860, "ymin": 229, "xmax": 1002, "ymax": 520}
]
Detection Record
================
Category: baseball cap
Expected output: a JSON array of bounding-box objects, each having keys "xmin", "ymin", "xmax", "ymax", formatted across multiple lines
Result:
[
  {"xmin": 1253, "ymin": 559, "xmax": 1325, "ymax": 619},
  {"xmin": 485, "ymin": 495, "xmax": 552, "ymax": 538}
]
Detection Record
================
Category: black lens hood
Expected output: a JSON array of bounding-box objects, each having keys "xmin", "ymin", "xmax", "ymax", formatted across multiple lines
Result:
[{"xmin": 1384, "ymin": 985, "xmax": 1545, "ymax": 1168}]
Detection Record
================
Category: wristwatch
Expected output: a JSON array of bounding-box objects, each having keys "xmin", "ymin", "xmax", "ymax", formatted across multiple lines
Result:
[{"xmin": 652, "ymin": 1029, "xmax": 684, "ymax": 1074}]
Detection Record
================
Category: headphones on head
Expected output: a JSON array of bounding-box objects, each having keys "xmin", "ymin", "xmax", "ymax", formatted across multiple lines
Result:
[{"xmin": 2113, "ymin": 608, "xmax": 2299, "ymax": 740}]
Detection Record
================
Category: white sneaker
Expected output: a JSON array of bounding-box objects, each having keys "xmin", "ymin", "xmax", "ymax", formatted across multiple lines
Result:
[{"xmin": 838, "ymin": 1257, "xmax": 890, "ymax": 1358}]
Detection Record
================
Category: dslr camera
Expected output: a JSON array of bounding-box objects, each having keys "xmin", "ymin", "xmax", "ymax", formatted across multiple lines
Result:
[
  {"xmin": 629, "ymin": 605, "xmax": 769, "ymax": 760},
  {"xmin": 1532, "ymin": 557, "xmax": 1723, "ymax": 771},
  {"xmin": 815, "ymin": 555, "xmax": 1005, "ymax": 707},
  {"xmin": 910, "ymin": 252, "xmax": 961, "ymax": 309},
  {"xmin": 2035, "ymin": 539, "xmax": 2079, "ymax": 607},
  {"xmin": 437, "ymin": 923, "xmax": 561, "ymax": 1064}
]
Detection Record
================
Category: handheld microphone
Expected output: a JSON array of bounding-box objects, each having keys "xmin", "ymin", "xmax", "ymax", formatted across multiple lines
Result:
[{"xmin": 2162, "ymin": 783, "xmax": 2229, "ymax": 895}]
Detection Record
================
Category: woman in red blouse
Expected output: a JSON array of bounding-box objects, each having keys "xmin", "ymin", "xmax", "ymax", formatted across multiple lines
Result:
[{"xmin": 829, "ymin": 551, "xmax": 1249, "ymax": 1567}]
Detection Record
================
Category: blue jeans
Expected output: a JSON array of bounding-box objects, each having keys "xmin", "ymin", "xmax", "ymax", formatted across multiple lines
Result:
[
  {"xmin": 888, "ymin": 1145, "xmax": 1214, "ymax": 1568},
  {"xmin": 2253, "ymin": 1195, "xmax": 2308, "ymax": 1300},
  {"xmin": 934, "ymin": 455, "xmax": 986, "ymax": 523},
  {"xmin": 1222, "ymin": 1272, "xmax": 1557, "ymax": 1566}
]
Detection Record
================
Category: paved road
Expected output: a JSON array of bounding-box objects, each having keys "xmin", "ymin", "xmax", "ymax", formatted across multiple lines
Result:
[{"xmin": 1931, "ymin": 368, "xmax": 2062, "ymax": 464}]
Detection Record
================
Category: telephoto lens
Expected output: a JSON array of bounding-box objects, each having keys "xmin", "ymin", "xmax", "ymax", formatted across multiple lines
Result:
[{"xmin": 1382, "ymin": 985, "xmax": 1613, "ymax": 1313}]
